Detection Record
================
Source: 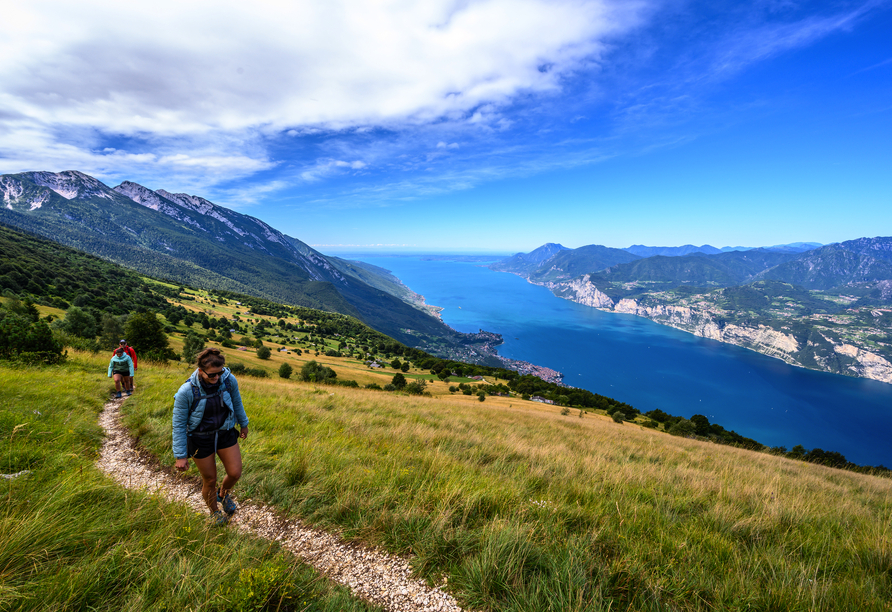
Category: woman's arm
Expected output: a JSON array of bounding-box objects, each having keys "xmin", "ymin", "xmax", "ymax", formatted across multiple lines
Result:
[
  {"xmin": 171, "ymin": 386, "xmax": 191, "ymax": 459},
  {"xmin": 227, "ymin": 374, "xmax": 250, "ymax": 428}
]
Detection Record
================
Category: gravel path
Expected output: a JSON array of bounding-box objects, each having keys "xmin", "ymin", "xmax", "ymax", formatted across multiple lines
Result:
[{"xmin": 96, "ymin": 397, "xmax": 465, "ymax": 612}]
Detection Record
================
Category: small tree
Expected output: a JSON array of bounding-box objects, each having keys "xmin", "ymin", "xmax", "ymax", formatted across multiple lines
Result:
[
  {"xmin": 60, "ymin": 305, "xmax": 97, "ymax": 339},
  {"xmin": 391, "ymin": 373, "xmax": 407, "ymax": 390},
  {"xmin": 405, "ymin": 379, "xmax": 427, "ymax": 395},
  {"xmin": 125, "ymin": 311, "xmax": 172, "ymax": 358},
  {"xmin": 400, "ymin": 361, "xmax": 410, "ymax": 373},
  {"xmin": 182, "ymin": 331, "xmax": 206, "ymax": 365},
  {"xmin": 98, "ymin": 312, "xmax": 127, "ymax": 350},
  {"xmin": 390, "ymin": 358, "xmax": 402, "ymax": 370},
  {"xmin": 257, "ymin": 345, "xmax": 272, "ymax": 360},
  {"xmin": 279, "ymin": 363, "xmax": 293, "ymax": 379}
]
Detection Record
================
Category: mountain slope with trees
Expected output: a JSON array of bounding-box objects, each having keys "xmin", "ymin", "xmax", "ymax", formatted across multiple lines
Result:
[{"xmin": 0, "ymin": 170, "xmax": 465, "ymax": 350}]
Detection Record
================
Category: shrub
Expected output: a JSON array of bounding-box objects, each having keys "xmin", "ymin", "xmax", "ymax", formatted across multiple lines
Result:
[
  {"xmin": 182, "ymin": 331, "xmax": 205, "ymax": 365},
  {"xmin": 257, "ymin": 346, "xmax": 272, "ymax": 360},
  {"xmin": 561, "ymin": 407, "xmax": 571, "ymax": 416},
  {"xmin": 125, "ymin": 312, "xmax": 171, "ymax": 356},
  {"xmin": 337, "ymin": 379, "xmax": 359, "ymax": 388},
  {"xmin": 300, "ymin": 360, "xmax": 337, "ymax": 383},
  {"xmin": 383, "ymin": 384, "xmax": 396, "ymax": 391},
  {"xmin": 58, "ymin": 305, "xmax": 97, "ymax": 339},
  {"xmin": 611, "ymin": 412, "xmax": 625, "ymax": 423},
  {"xmin": 668, "ymin": 418, "xmax": 696, "ymax": 437},
  {"xmin": 405, "ymin": 380, "xmax": 427, "ymax": 395},
  {"xmin": 229, "ymin": 362, "xmax": 246, "ymax": 374},
  {"xmin": 278, "ymin": 363, "xmax": 293, "ymax": 379},
  {"xmin": 391, "ymin": 373, "xmax": 407, "ymax": 390}
]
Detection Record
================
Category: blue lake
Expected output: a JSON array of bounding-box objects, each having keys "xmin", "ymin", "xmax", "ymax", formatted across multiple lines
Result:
[{"xmin": 351, "ymin": 255, "xmax": 892, "ymax": 467}]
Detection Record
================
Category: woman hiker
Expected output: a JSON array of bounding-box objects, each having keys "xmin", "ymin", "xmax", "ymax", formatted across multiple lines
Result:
[
  {"xmin": 172, "ymin": 347, "xmax": 249, "ymax": 526},
  {"xmin": 107, "ymin": 346, "xmax": 134, "ymax": 398},
  {"xmin": 116, "ymin": 339, "xmax": 138, "ymax": 394}
]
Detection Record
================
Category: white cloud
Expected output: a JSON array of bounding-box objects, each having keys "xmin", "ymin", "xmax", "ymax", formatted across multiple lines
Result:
[
  {"xmin": 0, "ymin": 0, "xmax": 645, "ymax": 136},
  {"xmin": 0, "ymin": 0, "xmax": 650, "ymax": 191}
]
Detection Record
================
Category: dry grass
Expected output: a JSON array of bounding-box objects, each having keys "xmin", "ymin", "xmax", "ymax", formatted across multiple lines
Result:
[{"xmin": 123, "ymin": 355, "xmax": 892, "ymax": 612}]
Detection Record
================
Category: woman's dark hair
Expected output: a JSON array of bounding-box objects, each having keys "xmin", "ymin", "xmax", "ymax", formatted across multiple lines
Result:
[{"xmin": 196, "ymin": 347, "xmax": 225, "ymax": 369}]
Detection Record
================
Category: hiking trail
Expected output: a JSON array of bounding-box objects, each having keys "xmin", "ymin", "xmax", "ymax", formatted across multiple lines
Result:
[{"xmin": 97, "ymin": 397, "xmax": 464, "ymax": 612}]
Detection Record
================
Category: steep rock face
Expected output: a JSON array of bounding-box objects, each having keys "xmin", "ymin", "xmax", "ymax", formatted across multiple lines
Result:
[
  {"xmin": 551, "ymin": 274, "xmax": 615, "ymax": 308},
  {"xmin": 557, "ymin": 278, "xmax": 892, "ymax": 384},
  {"xmin": 114, "ymin": 182, "xmax": 207, "ymax": 231},
  {"xmin": 26, "ymin": 170, "xmax": 114, "ymax": 200},
  {"xmin": 833, "ymin": 343, "xmax": 892, "ymax": 383}
]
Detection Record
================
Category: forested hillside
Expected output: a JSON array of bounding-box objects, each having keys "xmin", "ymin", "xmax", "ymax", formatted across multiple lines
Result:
[{"xmin": 0, "ymin": 171, "xmax": 465, "ymax": 351}]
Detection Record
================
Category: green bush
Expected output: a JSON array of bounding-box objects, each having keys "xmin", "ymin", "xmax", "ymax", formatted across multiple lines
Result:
[
  {"xmin": 125, "ymin": 312, "xmax": 171, "ymax": 356},
  {"xmin": 300, "ymin": 360, "xmax": 336, "ymax": 383},
  {"xmin": 257, "ymin": 346, "xmax": 272, "ymax": 360},
  {"xmin": 278, "ymin": 363, "xmax": 293, "ymax": 379},
  {"xmin": 0, "ymin": 309, "xmax": 65, "ymax": 362},
  {"xmin": 404, "ymin": 380, "xmax": 427, "ymax": 395},
  {"xmin": 391, "ymin": 373, "xmax": 407, "ymax": 390},
  {"xmin": 182, "ymin": 331, "xmax": 205, "ymax": 365}
]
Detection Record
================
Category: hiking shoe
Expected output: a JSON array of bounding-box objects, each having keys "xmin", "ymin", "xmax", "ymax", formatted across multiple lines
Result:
[
  {"xmin": 209, "ymin": 510, "xmax": 230, "ymax": 527},
  {"xmin": 115, "ymin": 392, "xmax": 122, "ymax": 399},
  {"xmin": 217, "ymin": 489, "xmax": 237, "ymax": 515},
  {"xmin": 125, "ymin": 390, "xmax": 132, "ymax": 396}
]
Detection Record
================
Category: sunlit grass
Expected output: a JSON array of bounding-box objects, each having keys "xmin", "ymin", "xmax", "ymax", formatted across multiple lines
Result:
[
  {"xmin": 0, "ymin": 354, "xmax": 379, "ymax": 612},
  {"xmin": 121, "ymin": 355, "xmax": 892, "ymax": 612}
]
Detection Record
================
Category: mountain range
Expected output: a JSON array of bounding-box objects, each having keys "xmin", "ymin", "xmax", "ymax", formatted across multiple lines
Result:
[
  {"xmin": 0, "ymin": 170, "xmax": 459, "ymax": 349},
  {"xmin": 489, "ymin": 238, "xmax": 892, "ymax": 383},
  {"xmin": 492, "ymin": 239, "xmax": 892, "ymax": 296}
]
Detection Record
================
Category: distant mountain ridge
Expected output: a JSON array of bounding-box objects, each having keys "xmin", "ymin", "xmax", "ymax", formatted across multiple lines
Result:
[
  {"xmin": 625, "ymin": 244, "xmax": 723, "ymax": 257},
  {"xmin": 490, "ymin": 243, "xmax": 569, "ymax": 274},
  {"xmin": 0, "ymin": 170, "xmax": 460, "ymax": 349},
  {"xmin": 624, "ymin": 242, "xmax": 821, "ymax": 258},
  {"xmin": 489, "ymin": 237, "xmax": 892, "ymax": 383}
]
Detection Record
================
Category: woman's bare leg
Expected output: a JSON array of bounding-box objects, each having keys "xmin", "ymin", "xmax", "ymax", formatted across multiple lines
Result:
[
  {"xmin": 191, "ymin": 454, "xmax": 220, "ymax": 513},
  {"xmin": 216, "ymin": 443, "xmax": 243, "ymax": 498}
]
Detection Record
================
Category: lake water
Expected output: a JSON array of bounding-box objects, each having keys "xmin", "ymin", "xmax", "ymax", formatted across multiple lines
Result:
[{"xmin": 350, "ymin": 255, "xmax": 892, "ymax": 467}]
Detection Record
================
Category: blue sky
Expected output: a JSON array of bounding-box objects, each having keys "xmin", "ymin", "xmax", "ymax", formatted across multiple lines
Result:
[{"xmin": 1, "ymin": 0, "xmax": 890, "ymax": 254}]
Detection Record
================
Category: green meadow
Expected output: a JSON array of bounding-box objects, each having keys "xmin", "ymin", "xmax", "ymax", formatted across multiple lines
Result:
[
  {"xmin": 0, "ymin": 354, "xmax": 379, "ymax": 612},
  {"xmin": 3, "ymin": 349, "xmax": 889, "ymax": 611}
]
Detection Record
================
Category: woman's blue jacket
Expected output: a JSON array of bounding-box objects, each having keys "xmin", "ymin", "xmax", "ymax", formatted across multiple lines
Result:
[
  {"xmin": 171, "ymin": 368, "xmax": 249, "ymax": 459},
  {"xmin": 107, "ymin": 354, "xmax": 134, "ymax": 377}
]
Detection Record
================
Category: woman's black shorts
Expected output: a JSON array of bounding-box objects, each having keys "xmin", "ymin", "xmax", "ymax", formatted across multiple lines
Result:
[{"xmin": 187, "ymin": 428, "xmax": 239, "ymax": 460}]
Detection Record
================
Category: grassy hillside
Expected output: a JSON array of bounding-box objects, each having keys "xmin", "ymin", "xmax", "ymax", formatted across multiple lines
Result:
[
  {"xmin": 0, "ymin": 353, "xmax": 379, "ymax": 612},
  {"xmin": 4, "ymin": 348, "xmax": 890, "ymax": 611}
]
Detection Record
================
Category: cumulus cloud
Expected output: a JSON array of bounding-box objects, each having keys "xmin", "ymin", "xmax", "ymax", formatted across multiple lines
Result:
[
  {"xmin": 0, "ymin": 0, "xmax": 644, "ymax": 134},
  {"xmin": 0, "ymin": 0, "xmax": 651, "ymax": 192},
  {"xmin": 0, "ymin": 0, "xmax": 879, "ymax": 202}
]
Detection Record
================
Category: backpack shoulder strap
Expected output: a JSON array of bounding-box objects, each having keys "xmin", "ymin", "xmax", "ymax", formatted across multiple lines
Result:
[{"xmin": 188, "ymin": 380, "xmax": 201, "ymax": 420}]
